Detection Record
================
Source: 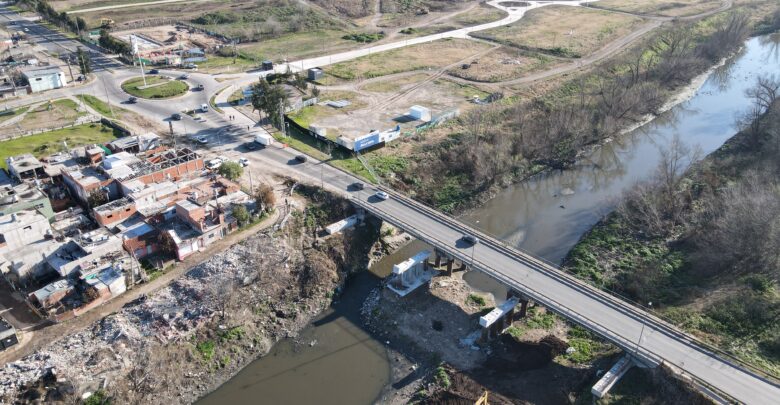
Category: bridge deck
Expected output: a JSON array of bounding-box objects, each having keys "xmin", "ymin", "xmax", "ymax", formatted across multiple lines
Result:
[{"xmin": 352, "ymin": 186, "xmax": 780, "ymax": 404}]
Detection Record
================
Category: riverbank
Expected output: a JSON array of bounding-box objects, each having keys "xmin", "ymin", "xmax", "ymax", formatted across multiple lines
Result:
[
  {"xmin": 0, "ymin": 184, "xmax": 382, "ymax": 403},
  {"xmin": 377, "ymin": 5, "xmax": 779, "ymax": 215},
  {"xmin": 563, "ymin": 96, "xmax": 780, "ymax": 377}
]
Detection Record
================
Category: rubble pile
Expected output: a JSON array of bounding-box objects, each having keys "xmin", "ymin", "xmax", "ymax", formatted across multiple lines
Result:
[{"xmin": 0, "ymin": 230, "xmax": 293, "ymax": 401}]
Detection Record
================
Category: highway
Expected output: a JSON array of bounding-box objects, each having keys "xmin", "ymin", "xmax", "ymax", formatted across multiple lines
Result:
[{"xmin": 1, "ymin": 1, "xmax": 777, "ymax": 403}]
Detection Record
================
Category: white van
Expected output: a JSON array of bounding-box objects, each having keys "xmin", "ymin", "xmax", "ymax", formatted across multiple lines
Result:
[{"xmin": 201, "ymin": 104, "xmax": 208, "ymax": 113}]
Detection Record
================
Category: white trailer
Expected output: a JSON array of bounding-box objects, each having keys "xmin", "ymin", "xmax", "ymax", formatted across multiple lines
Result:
[{"xmin": 255, "ymin": 133, "xmax": 274, "ymax": 146}]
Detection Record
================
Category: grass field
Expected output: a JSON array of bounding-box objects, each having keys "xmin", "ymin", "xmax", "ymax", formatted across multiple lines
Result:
[
  {"xmin": 361, "ymin": 73, "xmax": 430, "ymax": 93},
  {"xmin": 121, "ymin": 76, "xmax": 188, "ymax": 99},
  {"xmin": 239, "ymin": 30, "xmax": 358, "ymax": 63},
  {"xmin": 590, "ymin": 0, "xmax": 723, "ymax": 17},
  {"xmin": 447, "ymin": 46, "xmax": 558, "ymax": 82},
  {"xmin": 470, "ymin": 5, "xmax": 644, "ymax": 58},
  {"xmin": 15, "ymin": 99, "xmax": 86, "ymax": 132},
  {"xmin": 325, "ymin": 39, "xmax": 495, "ymax": 80},
  {"xmin": 0, "ymin": 107, "xmax": 29, "ymax": 124},
  {"xmin": 195, "ymin": 55, "xmax": 257, "ymax": 74},
  {"xmin": 0, "ymin": 123, "xmax": 123, "ymax": 169}
]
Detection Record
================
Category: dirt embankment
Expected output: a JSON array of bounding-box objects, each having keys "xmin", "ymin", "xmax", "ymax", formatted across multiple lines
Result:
[{"xmin": 0, "ymin": 185, "xmax": 380, "ymax": 404}]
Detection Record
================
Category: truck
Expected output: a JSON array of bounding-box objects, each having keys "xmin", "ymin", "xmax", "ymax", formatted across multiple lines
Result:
[{"xmin": 254, "ymin": 133, "xmax": 274, "ymax": 147}]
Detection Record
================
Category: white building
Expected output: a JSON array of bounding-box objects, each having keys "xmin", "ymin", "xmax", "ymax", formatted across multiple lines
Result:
[{"xmin": 22, "ymin": 67, "xmax": 68, "ymax": 93}]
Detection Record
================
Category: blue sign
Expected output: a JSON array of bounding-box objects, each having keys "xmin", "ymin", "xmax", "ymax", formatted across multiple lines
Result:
[{"xmin": 354, "ymin": 133, "xmax": 381, "ymax": 151}]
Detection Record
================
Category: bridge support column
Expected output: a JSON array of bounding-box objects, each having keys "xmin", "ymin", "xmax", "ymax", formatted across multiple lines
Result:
[
  {"xmin": 519, "ymin": 299, "xmax": 529, "ymax": 318},
  {"xmin": 445, "ymin": 259, "xmax": 454, "ymax": 276},
  {"xmin": 434, "ymin": 251, "xmax": 443, "ymax": 267}
]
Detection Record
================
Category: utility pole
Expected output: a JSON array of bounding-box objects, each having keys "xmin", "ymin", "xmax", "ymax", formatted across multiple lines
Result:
[{"xmin": 248, "ymin": 168, "xmax": 254, "ymax": 195}]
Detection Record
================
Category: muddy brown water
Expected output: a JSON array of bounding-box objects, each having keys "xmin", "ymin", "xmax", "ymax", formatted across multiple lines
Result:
[{"xmin": 198, "ymin": 34, "xmax": 780, "ymax": 404}]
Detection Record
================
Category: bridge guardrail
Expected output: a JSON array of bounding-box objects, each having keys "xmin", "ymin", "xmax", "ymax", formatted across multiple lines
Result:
[
  {"xmin": 353, "ymin": 196, "xmax": 743, "ymax": 403},
  {"xmin": 375, "ymin": 184, "xmax": 780, "ymax": 386}
]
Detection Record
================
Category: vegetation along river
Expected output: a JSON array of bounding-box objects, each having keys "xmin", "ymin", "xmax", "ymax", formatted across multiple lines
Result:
[{"xmin": 198, "ymin": 33, "xmax": 780, "ymax": 405}]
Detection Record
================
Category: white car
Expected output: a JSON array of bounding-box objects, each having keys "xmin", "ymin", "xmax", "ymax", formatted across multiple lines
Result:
[
  {"xmin": 374, "ymin": 191, "xmax": 389, "ymax": 200},
  {"xmin": 206, "ymin": 158, "xmax": 222, "ymax": 170},
  {"xmin": 201, "ymin": 103, "xmax": 209, "ymax": 113},
  {"xmin": 196, "ymin": 136, "xmax": 208, "ymax": 144},
  {"xmin": 238, "ymin": 158, "xmax": 250, "ymax": 167}
]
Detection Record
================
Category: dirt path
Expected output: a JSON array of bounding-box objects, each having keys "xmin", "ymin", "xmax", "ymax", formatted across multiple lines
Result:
[
  {"xmin": 66, "ymin": 0, "xmax": 210, "ymax": 14},
  {"xmin": 584, "ymin": 0, "xmax": 732, "ymax": 21},
  {"xmin": 0, "ymin": 207, "xmax": 282, "ymax": 365}
]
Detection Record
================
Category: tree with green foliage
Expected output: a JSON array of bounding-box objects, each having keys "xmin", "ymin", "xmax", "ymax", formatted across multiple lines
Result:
[
  {"xmin": 311, "ymin": 85, "xmax": 320, "ymax": 98},
  {"xmin": 292, "ymin": 73, "xmax": 307, "ymax": 91},
  {"xmin": 232, "ymin": 204, "xmax": 250, "ymax": 225},
  {"xmin": 76, "ymin": 47, "xmax": 91, "ymax": 75},
  {"xmin": 87, "ymin": 189, "xmax": 107, "ymax": 208},
  {"xmin": 250, "ymin": 79, "xmax": 289, "ymax": 129},
  {"xmin": 218, "ymin": 161, "xmax": 243, "ymax": 181}
]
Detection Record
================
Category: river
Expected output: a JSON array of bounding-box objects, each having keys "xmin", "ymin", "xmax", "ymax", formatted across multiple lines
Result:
[{"xmin": 198, "ymin": 33, "xmax": 780, "ymax": 405}]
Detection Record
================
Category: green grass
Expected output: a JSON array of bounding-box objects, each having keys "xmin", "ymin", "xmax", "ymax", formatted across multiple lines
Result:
[
  {"xmin": 76, "ymin": 94, "xmax": 128, "ymax": 118},
  {"xmin": 466, "ymin": 293, "xmax": 487, "ymax": 307},
  {"xmin": 0, "ymin": 106, "xmax": 29, "ymax": 124},
  {"xmin": 239, "ymin": 30, "xmax": 355, "ymax": 63},
  {"xmin": 0, "ymin": 123, "xmax": 123, "ymax": 169},
  {"xmin": 121, "ymin": 75, "xmax": 188, "ymax": 99},
  {"xmin": 196, "ymin": 340, "xmax": 216, "ymax": 361},
  {"xmin": 195, "ymin": 55, "xmax": 256, "ymax": 73}
]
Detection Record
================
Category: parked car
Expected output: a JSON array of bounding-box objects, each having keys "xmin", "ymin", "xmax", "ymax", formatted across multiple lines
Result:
[
  {"xmin": 183, "ymin": 63, "xmax": 198, "ymax": 70},
  {"xmin": 206, "ymin": 158, "xmax": 222, "ymax": 170},
  {"xmin": 295, "ymin": 154, "xmax": 308, "ymax": 163},
  {"xmin": 351, "ymin": 182, "xmax": 365, "ymax": 191},
  {"xmin": 148, "ymin": 69, "xmax": 159, "ymax": 74},
  {"xmin": 171, "ymin": 113, "xmax": 182, "ymax": 121},
  {"xmin": 178, "ymin": 74, "xmax": 189, "ymax": 80},
  {"xmin": 374, "ymin": 191, "xmax": 389, "ymax": 201},
  {"xmin": 461, "ymin": 234, "xmax": 479, "ymax": 245},
  {"xmin": 196, "ymin": 136, "xmax": 208, "ymax": 144},
  {"xmin": 238, "ymin": 158, "xmax": 250, "ymax": 167},
  {"xmin": 127, "ymin": 96, "xmax": 137, "ymax": 104}
]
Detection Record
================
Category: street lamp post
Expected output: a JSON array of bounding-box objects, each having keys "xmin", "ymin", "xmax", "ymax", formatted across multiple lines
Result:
[{"xmin": 634, "ymin": 302, "xmax": 653, "ymax": 358}]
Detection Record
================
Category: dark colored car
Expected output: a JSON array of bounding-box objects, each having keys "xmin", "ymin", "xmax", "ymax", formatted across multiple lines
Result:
[
  {"xmin": 149, "ymin": 69, "xmax": 159, "ymax": 74},
  {"xmin": 461, "ymin": 234, "xmax": 479, "ymax": 245},
  {"xmin": 128, "ymin": 96, "xmax": 137, "ymax": 104},
  {"xmin": 193, "ymin": 84, "xmax": 205, "ymax": 91},
  {"xmin": 295, "ymin": 154, "xmax": 308, "ymax": 163},
  {"xmin": 171, "ymin": 113, "xmax": 182, "ymax": 121},
  {"xmin": 244, "ymin": 142, "xmax": 260, "ymax": 151},
  {"xmin": 351, "ymin": 182, "xmax": 365, "ymax": 191}
]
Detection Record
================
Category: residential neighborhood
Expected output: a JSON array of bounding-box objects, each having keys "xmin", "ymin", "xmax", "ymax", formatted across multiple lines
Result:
[{"xmin": 0, "ymin": 0, "xmax": 779, "ymax": 404}]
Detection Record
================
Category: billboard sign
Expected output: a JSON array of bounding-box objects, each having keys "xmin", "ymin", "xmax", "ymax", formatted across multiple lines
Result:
[{"xmin": 354, "ymin": 132, "xmax": 381, "ymax": 151}]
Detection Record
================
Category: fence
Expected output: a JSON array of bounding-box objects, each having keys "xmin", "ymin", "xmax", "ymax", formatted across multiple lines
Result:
[{"xmin": 0, "ymin": 115, "xmax": 101, "ymax": 142}]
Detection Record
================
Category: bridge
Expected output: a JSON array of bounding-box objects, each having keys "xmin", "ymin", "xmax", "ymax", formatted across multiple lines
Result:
[{"xmin": 350, "ymin": 185, "xmax": 780, "ymax": 405}]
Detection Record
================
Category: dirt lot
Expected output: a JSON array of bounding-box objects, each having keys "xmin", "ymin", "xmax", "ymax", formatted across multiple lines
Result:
[
  {"xmin": 111, "ymin": 24, "xmax": 226, "ymax": 52},
  {"xmin": 361, "ymin": 270, "xmax": 615, "ymax": 404},
  {"xmin": 290, "ymin": 74, "xmax": 487, "ymax": 140},
  {"xmin": 471, "ymin": 5, "xmax": 645, "ymax": 58},
  {"xmin": 325, "ymin": 38, "xmax": 496, "ymax": 80},
  {"xmin": 590, "ymin": 0, "xmax": 724, "ymax": 17},
  {"xmin": 447, "ymin": 46, "xmax": 563, "ymax": 82}
]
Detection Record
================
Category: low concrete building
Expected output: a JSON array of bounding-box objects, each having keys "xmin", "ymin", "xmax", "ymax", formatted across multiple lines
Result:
[
  {"xmin": 22, "ymin": 66, "xmax": 67, "ymax": 93},
  {"xmin": 6, "ymin": 154, "xmax": 44, "ymax": 182},
  {"xmin": 0, "ymin": 182, "xmax": 54, "ymax": 221}
]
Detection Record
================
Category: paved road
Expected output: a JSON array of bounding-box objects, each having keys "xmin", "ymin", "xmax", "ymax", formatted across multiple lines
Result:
[
  {"xmin": 4, "ymin": 1, "xmax": 774, "ymax": 402},
  {"xmin": 0, "ymin": 7, "xmax": 122, "ymax": 71}
]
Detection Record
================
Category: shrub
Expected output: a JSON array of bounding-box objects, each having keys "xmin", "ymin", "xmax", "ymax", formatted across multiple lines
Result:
[
  {"xmin": 434, "ymin": 366, "xmax": 451, "ymax": 388},
  {"xmin": 232, "ymin": 205, "xmax": 250, "ymax": 226},
  {"xmin": 465, "ymin": 293, "xmax": 486, "ymax": 307},
  {"xmin": 196, "ymin": 340, "xmax": 216, "ymax": 360}
]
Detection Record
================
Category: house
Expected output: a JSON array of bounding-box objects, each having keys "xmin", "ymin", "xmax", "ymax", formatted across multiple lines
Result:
[
  {"xmin": 0, "ymin": 182, "xmax": 54, "ymax": 221},
  {"xmin": 0, "ymin": 210, "xmax": 61, "ymax": 280},
  {"xmin": 107, "ymin": 133, "xmax": 161, "ymax": 153},
  {"xmin": 6, "ymin": 154, "xmax": 45, "ymax": 182},
  {"xmin": 22, "ymin": 66, "xmax": 67, "ymax": 93}
]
